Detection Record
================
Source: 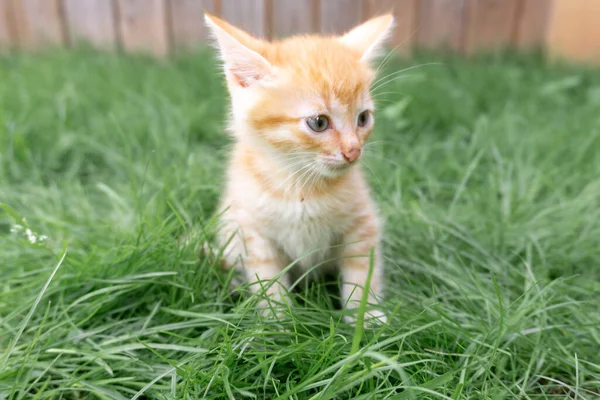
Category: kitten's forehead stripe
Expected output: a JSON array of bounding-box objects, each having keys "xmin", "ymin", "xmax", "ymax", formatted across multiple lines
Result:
[{"xmin": 262, "ymin": 37, "xmax": 373, "ymax": 109}]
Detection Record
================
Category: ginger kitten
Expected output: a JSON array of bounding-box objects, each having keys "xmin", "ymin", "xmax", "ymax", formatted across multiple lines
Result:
[{"xmin": 204, "ymin": 12, "xmax": 394, "ymax": 324}]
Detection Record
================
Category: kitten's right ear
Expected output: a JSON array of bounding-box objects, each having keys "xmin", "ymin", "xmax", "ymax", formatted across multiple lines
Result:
[
  {"xmin": 339, "ymin": 14, "xmax": 395, "ymax": 63},
  {"xmin": 204, "ymin": 13, "xmax": 272, "ymax": 87}
]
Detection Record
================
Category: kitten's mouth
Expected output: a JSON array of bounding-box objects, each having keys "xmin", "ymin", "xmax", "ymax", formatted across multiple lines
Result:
[
  {"xmin": 327, "ymin": 162, "xmax": 350, "ymax": 170},
  {"xmin": 321, "ymin": 158, "xmax": 355, "ymax": 173},
  {"xmin": 324, "ymin": 157, "xmax": 359, "ymax": 167}
]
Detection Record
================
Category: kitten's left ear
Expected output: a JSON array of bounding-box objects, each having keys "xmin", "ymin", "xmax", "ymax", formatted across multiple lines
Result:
[
  {"xmin": 204, "ymin": 12, "xmax": 272, "ymax": 87},
  {"xmin": 339, "ymin": 14, "xmax": 395, "ymax": 63}
]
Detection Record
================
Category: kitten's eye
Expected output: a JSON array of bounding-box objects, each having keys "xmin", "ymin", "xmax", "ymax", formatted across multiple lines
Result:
[
  {"xmin": 306, "ymin": 115, "xmax": 329, "ymax": 132},
  {"xmin": 357, "ymin": 110, "xmax": 370, "ymax": 128}
]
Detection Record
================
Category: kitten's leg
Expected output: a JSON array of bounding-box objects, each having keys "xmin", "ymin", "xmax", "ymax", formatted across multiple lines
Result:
[
  {"xmin": 220, "ymin": 222, "xmax": 290, "ymax": 315},
  {"xmin": 243, "ymin": 232, "xmax": 291, "ymax": 313},
  {"xmin": 339, "ymin": 217, "xmax": 387, "ymax": 325}
]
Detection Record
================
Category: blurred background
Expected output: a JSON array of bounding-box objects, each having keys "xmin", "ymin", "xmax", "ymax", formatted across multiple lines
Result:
[
  {"xmin": 0, "ymin": 0, "xmax": 599, "ymax": 63},
  {"xmin": 2, "ymin": 1, "xmax": 600, "ymax": 398}
]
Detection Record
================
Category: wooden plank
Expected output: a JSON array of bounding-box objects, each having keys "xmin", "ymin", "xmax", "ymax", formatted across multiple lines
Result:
[
  {"xmin": 10, "ymin": 0, "xmax": 66, "ymax": 49},
  {"xmin": 320, "ymin": 0, "xmax": 363, "ymax": 35},
  {"xmin": 116, "ymin": 0, "xmax": 170, "ymax": 56},
  {"xmin": 220, "ymin": 0, "xmax": 267, "ymax": 38},
  {"xmin": 363, "ymin": 0, "xmax": 417, "ymax": 51},
  {"xmin": 63, "ymin": 0, "xmax": 117, "ymax": 49},
  {"xmin": 547, "ymin": 0, "xmax": 600, "ymax": 63},
  {"xmin": 169, "ymin": 0, "xmax": 216, "ymax": 49},
  {"xmin": 514, "ymin": 0, "xmax": 554, "ymax": 48},
  {"xmin": 464, "ymin": 0, "xmax": 520, "ymax": 53},
  {"xmin": 415, "ymin": 0, "xmax": 465, "ymax": 51},
  {"xmin": 272, "ymin": 0, "xmax": 318, "ymax": 38},
  {"xmin": 0, "ymin": 0, "xmax": 15, "ymax": 48}
]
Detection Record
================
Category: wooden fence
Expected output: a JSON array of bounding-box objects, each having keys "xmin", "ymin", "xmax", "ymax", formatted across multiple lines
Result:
[{"xmin": 0, "ymin": 0, "xmax": 599, "ymax": 62}]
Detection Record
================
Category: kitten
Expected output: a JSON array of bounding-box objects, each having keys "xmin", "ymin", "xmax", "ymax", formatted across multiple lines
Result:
[{"xmin": 204, "ymin": 12, "xmax": 394, "ymax": 324}]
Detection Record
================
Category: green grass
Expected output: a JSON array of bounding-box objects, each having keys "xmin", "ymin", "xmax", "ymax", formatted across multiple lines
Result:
[{"xmin": 1, "ymin": 47, "xmax": 599, "ymax": 399}]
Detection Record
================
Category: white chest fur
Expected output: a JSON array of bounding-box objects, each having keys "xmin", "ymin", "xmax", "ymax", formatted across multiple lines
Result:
[{"xmin": 254, "ymin": 192, "xmax": 352, "ymax": 268}]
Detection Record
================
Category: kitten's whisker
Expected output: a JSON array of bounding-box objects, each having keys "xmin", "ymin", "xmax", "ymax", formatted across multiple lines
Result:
[
  {"xmin": 273, "ymin": 153, "xmax": 316, "ymax": 168},
  {"xmin": 365, "ymin": 139, "xmax": 403, "ymax": 146},
  {"xmin": 299, "ymin": 167, "xmax": 316, "ymax": 195},
  {"xmin": 273, "ymin": 153, "xmax": 318, "ymax": 170},
  {"xmin": 371, "ymin": 62, "xmax": 440, "ymax": 87},
  {"xmin": 275, "ymin": 159, "xmax": 311, "ymax": 177},
  {"xmin": 275, "ymin": 151, "xmax": 316, "ymax": 158},
  {"xmin": 272, "ymin": 151, "xmax": 316, "ymax": 158},
  {"xmin": 362, "ymin": 149, "xmax": 375, "ymax": 155},
  {"xmin": 370, "ymin": 91, "xmax": 405, "ymax": 99},
  {"xmin": 281, "ymin": 158, "xmax": 313, "ymax": 169},
  {"xmin": 288, "ymin": 160, "xmax": 321, "ymax": 192},
  {"xmin": 315, "ymin": 166, "xmax": 327, "ymax": 191},
  {"xmin": 360, "ymin": 162, "xmax": 385, "ymax": 191},
  {"xmin": 372, "ymin": 69, "xmax": 411, "ymax": 89},
  {"xmin": 371, "ymin": 75, "xmax": 417, "ymax": 93},
  {"xmin": 295, "ymin": 162, "xmax": 320, "ymax": 193},
  {"xmin": 274, "ymin": 153, "xmax": 314, "ymax": 163},
  {"xmin": 372, "ymin": 42, "xmax": 403, "ymax": 81},
  {"xmin": 373, "ymin": 100, "xmax": 397, "ymax": 107},
  {"xmin": 370, "ymin": 62, "xmax": 441, "ymax": 90},
  {"xmin": 275, "ymin": 162, "xmax": 314, "ymax": 192},
  {"xmin": 364, "ymin": 140, "xmax": 384, "ymax": 146},
  {"xmin": 373, "ymin": 22, "xmax": 423, "ymax": 79},
  {"xmin": 299, "ymin": 162, "xmax": 318, "ymax": 186},
  {"xmin": 304, "ymin": 165, "xmax": 321, "ymax": 194},
  {"xmin": 310, "ymin": 164, "xmax": 328, "ymax": 194}
]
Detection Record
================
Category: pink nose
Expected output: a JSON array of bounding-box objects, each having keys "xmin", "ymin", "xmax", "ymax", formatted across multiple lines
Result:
[{"xmin": 342, "ymin": 147, "xmax": 361, "ymax": 163}]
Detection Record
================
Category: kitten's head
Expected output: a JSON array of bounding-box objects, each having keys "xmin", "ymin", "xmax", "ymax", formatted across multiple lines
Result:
[{"xmin": 205, "ymin": 13, "xmax": 394, "ymax": 177}]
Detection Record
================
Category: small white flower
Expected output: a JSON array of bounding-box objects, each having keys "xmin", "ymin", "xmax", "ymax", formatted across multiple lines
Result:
[
  {"xmin": 25, "ymin": 228, "xmax": 37, "ymax": 244},
  {"xmin": 10, "ymin": 222, "xmax": 49, "ymax": 244},
  {"xmin": 10, "ymin": 224, "xmax": 23, "ymax": 234}
]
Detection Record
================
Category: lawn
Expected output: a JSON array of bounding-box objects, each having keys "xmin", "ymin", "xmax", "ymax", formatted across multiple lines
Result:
[{"xmin": 1, "ymin": 48, "xmax": 599, "ymax": 399}]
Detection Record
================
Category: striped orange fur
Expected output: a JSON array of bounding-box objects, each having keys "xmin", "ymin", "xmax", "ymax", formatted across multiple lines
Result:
[{"xmin": 204, "ymin": 12, "xmax": 395, "ymax": 324}]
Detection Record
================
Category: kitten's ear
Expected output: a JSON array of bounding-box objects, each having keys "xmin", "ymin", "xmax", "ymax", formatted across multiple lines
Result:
[
  {"xmin": 339, "ymin": 14, "xmax": 395, "ymax": 63},
  {"xmin": 204, "ymin": 12, "xmax": 272, "ymax": 87}
]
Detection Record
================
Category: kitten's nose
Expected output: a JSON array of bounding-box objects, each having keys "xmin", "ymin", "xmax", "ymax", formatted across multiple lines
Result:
[{"xmin": 342, "ymin": 147, "xmax": 361, "ymax": 163}]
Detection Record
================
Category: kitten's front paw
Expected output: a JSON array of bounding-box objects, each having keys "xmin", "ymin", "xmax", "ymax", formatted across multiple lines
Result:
[
  {"xmin": 257, "ymin": 294, "xmax": 291, "ymax": 322},
  {"xmin": 344, "ymin": 309, "xmax": 388, "ymax": 326},
  {"xmin": 365, "ymin": 309, "xmax": 388, "ymax": 325}
]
